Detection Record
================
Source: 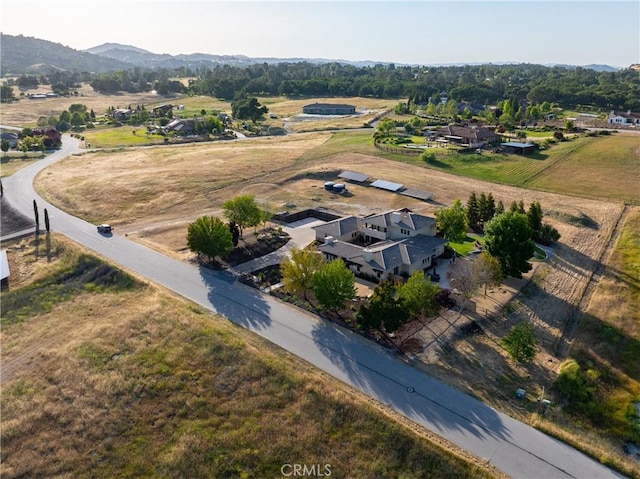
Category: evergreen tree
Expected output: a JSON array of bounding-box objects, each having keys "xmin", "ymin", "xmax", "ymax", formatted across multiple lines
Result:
[
  {"xmin": 466, "ymin": 191, "xmax": 480, "ymax": 231},
  {"xmin": 33, "ymin": 199, "xmax": 39, "ymax": 228},
  {"xmin": 496, "ymin": 200, "xmax": 505, "ymax": 215},
  {"xmin": 527, "ymin": 202, "xmax": 544, "ymax": 240},
  {"xmin": 486, "ymin": 193, "xmax": 496, "ymax": 221}
]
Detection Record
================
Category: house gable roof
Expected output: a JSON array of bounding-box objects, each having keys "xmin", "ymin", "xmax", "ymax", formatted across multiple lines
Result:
[
  {"xmin": 436, "ymin": 125, "xmax": 497, "ymax": 141},
  {"xmin": 312, "ymin": 216, "xmax": 360, "ymax": 237},
  {"xmin": 363, "ymin": 210, "xmax": 435, "ymax": 231},
  {"xmin": 318, "ymin": 235, "xmax": 446, "ymax": 272}
]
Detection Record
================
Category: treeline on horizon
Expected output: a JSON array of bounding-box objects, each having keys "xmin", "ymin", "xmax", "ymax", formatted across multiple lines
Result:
[{"xmin": 7, "ymin": 62, "xmax": 640, "ymax": 111}]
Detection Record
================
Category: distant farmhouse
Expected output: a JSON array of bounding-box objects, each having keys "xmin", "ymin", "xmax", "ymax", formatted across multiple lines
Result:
[
  {"xmin": 607, "ymin": 110, "xmax": 640, "ymax": 126},
  {"xmin": 313, "ymin": 209, "xmax": 446, "ymax": 282},
  {"xmin": 152, "ymin": 104, "xmax": 174, "ymax": 117},
  {"xmin": 302, "ymin": 103, "xmax": 356, "ymax": 115},
  {"xmin": 165, "ymin": 118, "xmax": 195, "ymax": 134},
  {"xmin": 111, "ymin": 108, "xmax": 132, "ymax": 121},
  {"xmin": 432, "ymin": 125, "xmax": 499, "ymax": 148}
]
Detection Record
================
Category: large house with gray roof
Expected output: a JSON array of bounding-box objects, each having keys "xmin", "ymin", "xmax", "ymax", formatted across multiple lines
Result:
[{"xmin": 313, "ymin": 209, "xmax": 447, "ymax": 282}]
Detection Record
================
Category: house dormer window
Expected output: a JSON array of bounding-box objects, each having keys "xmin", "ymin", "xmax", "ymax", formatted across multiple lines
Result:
[{"xmin": 401, "ymin": 228, "xmax": 410, "ymax": 235}]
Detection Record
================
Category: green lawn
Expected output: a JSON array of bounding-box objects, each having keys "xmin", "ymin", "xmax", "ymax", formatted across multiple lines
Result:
[
  {"xmin": 447, "ymin": 235, "xmax": 482, "ymax": 256},
  {"xmin": 83, "ymin": 126, "xmax": 166, "ymax": 148}
]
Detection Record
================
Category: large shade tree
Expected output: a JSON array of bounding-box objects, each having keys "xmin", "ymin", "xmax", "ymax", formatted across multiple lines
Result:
[
  {"xmin": 280, "ymin": 247, "xmax": 324, "ymax": 300},
  {"xmin": 187, "ymin": 215, "xmax": 233, "ymax": 262},
  {"xmin": 312, "ymin": 259, "xmax": 356, "ymax": 313},
  {"xmin": 222, "ymin": 195, "xmax": 262, "ymax": 239},
  {"xmin": 436, "ymin": 199, "xmax": 468, "ymax": 242},
  {"xmin": 397, "ymin": 271, "xmax": 440, "ymax": 318},
  {"xmin": 484, "ymin": 211, "xmax": 534, "ymax": 278}
]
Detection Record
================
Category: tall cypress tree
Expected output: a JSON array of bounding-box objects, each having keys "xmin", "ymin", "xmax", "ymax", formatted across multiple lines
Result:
[
  {"xmin": 33, "ymin": 199, "xmax": 39, "ymax": 228},
  {"xmin": 467, "ymin": 191, "xmax": 479, "ymax": 231}
]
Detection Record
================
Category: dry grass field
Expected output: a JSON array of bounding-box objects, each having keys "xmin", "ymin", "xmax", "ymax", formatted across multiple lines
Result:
[{"xmin": 0, "ymin": 235, "xmax": 500, "ymax": 479}]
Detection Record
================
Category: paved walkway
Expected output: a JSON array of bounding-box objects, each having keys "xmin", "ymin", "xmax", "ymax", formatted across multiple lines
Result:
[{"xmin": 229, "ymin": 217, "xmax": 325, "ymax": 275}]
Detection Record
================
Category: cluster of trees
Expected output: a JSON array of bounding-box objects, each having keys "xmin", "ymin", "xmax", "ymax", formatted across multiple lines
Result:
[
  {"xmin": 280, "ymin": 248, "xmax": 356, "ymax": 313},
  {"xmin": 5, "ymin": 61, "xmax": 638, "ymax": 112},
  {"xmin": 466, "ymin": 191, "xmax": 561, "ymax": 244},
  {"xmin": 435, "ymin": 193, "xmax": 560, "ymax": 279},
  {"xmin": 358, "ymin": 272, "xmax": 441, "ymax": 334},
  {"xmin": 186, "ymin": 62, "xmax": 639, "ymax": 111},
  {"xmin": 281, "ymin": 250, "xmax": 443, "ymax": 334},
  {"xmin": 231, "ymin": 95, "xmax": 268, "ymax": 123},
  {"xmin": 33, "ymin": 103, "xmax": 95, "ymax": 132},
  {"xmin": 466, "ymin": 192, "xmax": 500, "ymax": 232},
  {"xmin": 186, "ymin": 195, "xmax": 271, "ymax": 261},
  {"xmin": 89, "ymin": 69, "xmax": 187, "ymax": 94}
]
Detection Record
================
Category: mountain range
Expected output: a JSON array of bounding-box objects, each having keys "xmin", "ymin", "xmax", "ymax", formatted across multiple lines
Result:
[{"xmin": 0, "ymin": 33, "xmax": 624, "ymax": 75}]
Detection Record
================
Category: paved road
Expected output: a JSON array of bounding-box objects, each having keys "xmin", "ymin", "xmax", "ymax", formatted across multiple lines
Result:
[{"xmin": 1, "ymin": 133, "xmax": 625, "ymax": 479}]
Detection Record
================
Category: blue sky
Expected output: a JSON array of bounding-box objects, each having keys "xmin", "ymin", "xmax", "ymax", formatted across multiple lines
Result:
[{"xmin": 1, "ymin": 1, "xmax": 638, "ymax": 67}]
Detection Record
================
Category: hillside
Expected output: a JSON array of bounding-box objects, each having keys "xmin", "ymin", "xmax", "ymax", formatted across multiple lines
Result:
[{"xmin": 0, "ymin": 34, "xmax": 132, "ymax": 74}]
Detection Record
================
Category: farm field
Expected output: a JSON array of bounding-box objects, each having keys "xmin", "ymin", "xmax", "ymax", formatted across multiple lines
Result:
[
  {"xmin": 382, "ymin": 133, "xmax": 640, "ymax": 204},
  {"xmin": 0, "ymin": 236, "xmax": 497, "ymax": 479},
  {"xmin": 525, "ymin": 134, "xmax": 640, "ymax": 204}
]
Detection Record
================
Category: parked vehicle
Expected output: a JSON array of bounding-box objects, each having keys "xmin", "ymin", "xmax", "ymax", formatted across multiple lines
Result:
[{"xmin": 97, "ymin": 224, "xmax": 112, "ymax": 233}]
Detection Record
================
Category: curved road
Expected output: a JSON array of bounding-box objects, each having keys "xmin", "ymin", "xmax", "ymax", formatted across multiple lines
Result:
[{"xmin": 2, "ymin": 133, "xmax": 624, "ymax": 479}]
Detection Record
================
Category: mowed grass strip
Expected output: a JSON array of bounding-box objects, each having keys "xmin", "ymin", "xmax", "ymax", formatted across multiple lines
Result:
[
  {"xmin": 525, "ymin": 135, "xmax": 640, "ymax": 203},
  {"xmin": 0, "ymin": 238, "xmax": 499, "ymax": 479}
]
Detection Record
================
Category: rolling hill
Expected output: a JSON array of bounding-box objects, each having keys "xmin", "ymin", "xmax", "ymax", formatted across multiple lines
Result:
[{"xmin": 0, "ymin": 34, "xmax": 133, "ymax": 74}]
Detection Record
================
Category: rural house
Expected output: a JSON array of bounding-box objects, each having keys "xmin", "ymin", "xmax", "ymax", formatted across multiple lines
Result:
[
  {"xmin": 607, "ymin": 110, "xmax": 640, "ymax": 126},
  {"xmin": 111, "ymin": 109, "xmax": 132, "ymax": 121},
  {"xmin": 432, "ymin": 125, "xmax": 499, "ymax": 148},
  {"xmin": 152, "ymin": 104, "xmax": 174, "ymax": 117},
  {"xmin": 302, "ymin": 103, "xmax": 356, "ymax": 115},
  {"xmin": 314, "ymin": 209, "xmax": 447, "ymax": 282},
  {"xmin": 0, "ymin": 131, "xmax": 18, "ymax": 148},
  {"xmin": 164, "ymin": 118, "xmax": 196, "ymax": 134}
]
